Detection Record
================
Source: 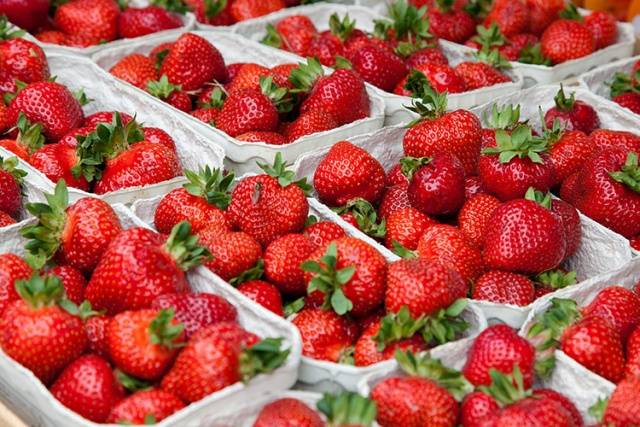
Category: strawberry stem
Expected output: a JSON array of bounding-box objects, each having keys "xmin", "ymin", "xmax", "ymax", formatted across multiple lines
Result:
[
  {"xmin": 257, "ymin": 153, "xmax": 311, "ymax": 193},
  {"xmin": 149, "ymin": 308, "xmax": 184, "ymax": 349},
  {"xmin": 147, "ymin": 75, "xmax": 182, "ymax": 100},
  {"xmin": 609, "ymin": 152, "xmax": 640, "ymax": 193},
  {"xmin": 482, "ymin": 125, "xmax": 548, "ymax": 164},
  {"xmin": 15, "ymin": 272, "xmax": 64, "ymax": 309},
  {"xmin": 15, "ymin": 113, "xmax": 45, "ymax": 155},
  {"xmin": 373, "ymin": 306, "xmax": 427, "ymax": 351},
  {"xmin": 0, "ymin": 15, "xmax": 26, "ymax": 40},
  {"xmin": 230, "ymin": 259, "xmax": 264, "ymax": 286},
  {"xmin": 482, "ymin": 104, "xmax": 522, "ymax": 131},
  {"xmin": 0, "ymin": 154, "xmax": 27, "ymax": 184},
  {"xmin": 163, "ymin": 221, "xmax": 211, "ymax": 271},
  {"xmin": 317, "ymin": 392, "xmax": 377, "ymax": 427},
  {"xmin": 421, "ymin": 298, "xmax": 469, "ymax": 346},
  {"xmin": 150, "ymin": 0, "xmax": 189, "ymax": 14},
  {"xmin": 329, "ymin": 13, "xmax": 356, "ymax": 43},
  {"xmin": 238, "ymin": 337, "xmax": 290, "ymax": 382},
  {"xmin": 535, "ymin": 269, "xmax": 577, "ymax": 290},
  {"xmin": 334, "ymin": 199, "xmax": 386, "ymax": 239},
  {"xmin": 553, "ymin": 85, "xmax": 576, "ymax": 112},
  {"xmin": 261, "ymin": 24, "xmax": 283, "ymax": 49},
  {"xmin": 183, "ymin": 166, "xmax": 234, "ymax": 209},
  {"xmin": 289, "ymin": 58, "xmax": 324, "ymax": 93},
  {"xmin": 478, "ymin": 366, "xmax": 532, "ymax": 406},
  {"xmin": 524, "ymin": 187, "xmax": 553, "ymax": 209}
]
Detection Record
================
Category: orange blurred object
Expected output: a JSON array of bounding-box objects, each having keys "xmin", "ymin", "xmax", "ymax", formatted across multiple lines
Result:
[{"xmin": 584, "ymin": 0, "xmax": 631, "ymax": 20}]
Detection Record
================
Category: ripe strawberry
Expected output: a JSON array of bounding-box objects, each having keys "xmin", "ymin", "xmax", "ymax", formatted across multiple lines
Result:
[
  {"xmin": 54, "ymin": 0, "xmax": 119, "ymax": 45},
  {"xmin": 544, "ymin": 128, "xmax": 593, "ymax": 184},
  {"xmin": 306, "ymin": 31, "xmax": 344, "ymax": 67},
  {"xmin": 625, "ymin": 327, "xmax": 640, "ymax": 383},
  {"xmin": 461, "ymin": 391, "xmax": 500, "ymax": 427},
  {"xmin": 237, "ymin": 131, "xmax": 288, "ymax": 145},
  {"xmin": 141, "ymin": 127, "xmax": 176, "ymax": 153},
  {"xmin": 0, "ymin": 38, "xmax": 49, "ymax": 87},
  {"xmin": 314, "ymin": 141, "xmax": 385, "ymax": 207},
  {"xmin": 227, "ymin": 154, "xmax": 309, "ymax": 246},
  {"xmin": 454, "ymin": 61, "xmax": 511, "ymax": 91},
  {"xmin": 613, "ymin": 92, "xmax": 640, "ymax": 115},
  {"xmin": 50, "ymin": 355, "xmax": 124, "ymax": 423},
  {"xmin": 395, "ymin": 65, "xmax": 466, "ymax": 96},
  {"xmin": 85, "ymin": 315, "xmax": 110, "ymax": 359},
  {"xmin": 227, "ymin": 63, "xmax": 281, "ymax": 94},
  {"xmin": 154, "ymin": 166, "xmax": 232, "ymax": 234},
  {"xmin": 183, "ymin": 0, "xmax": 233, "ymax": 25},
  {"xmin": 117, "ymin": 6, "xmax": 182, "ymax": 39},
  {"xmin": 83, "ymin": 111, "xmax": 133, "ymax": 129},
  {"xmin": 582, "ymin": 286, "xmax": 640, "ymax": 341},
  {"xmin": 458, "ymin": 194, "xmax": 501, "ymax": 248},
  {"xmin": 254, "ymin": 398, "xmax": 323, "ymax": 427},
  {"xmin": 110, "ymin": 54, "xmax": 159, "ymax": 90},
  {"xmin": 484, "ymin": 0, "xmax": 529, "ymax": 37},
  {"xmin": 348, "ymin": 45, "xmax": 407, "ymax": 92},
  {"xmin": 237, "ymin": 280, "xmax": 284, "ymax": 316},
  {"xmin": 0, "ymin": 113, "xmax": 47, "ymax": 161},
  {"xmin": 378, "ymin": 183, "xmax": 411, "ymax": 219},
  {"xmin": 0, "ymin": 253, "xmax": 32, "ymax": 314},
  {"xmin": 46, "ymin": 265, "xmax": 86, "ymax": 305},
  {"xmin": 160, "ymin": 33, "xmax": 228, "ymax": 90},
  {"xmin": 161, "ymin": 322, "xmax": 288, "ymax": 403},
  {"xmin": 303, "ymin": 220, "xmax": 346, "ymax": 249},
  {"xmin": 526, "ymin": 0, "xmax": 563, "ymax": 35},
  {"xmin": 584, "ymin": 10, "xmax": 618, "ymax": 50},
  {"xmin": 545, "ymin": 87, "xmax": 600, "ymax": 134},
  {"xmin": 541, "ymin": 19, "xmax": 595, "ymax": 64},
  {"xmin": 589, "ymin": 129, "xmax": 640, "ymax": 153},
  {"xmin": 428, "ymin": 0, "xmax": 475, "ymax": 43},
  {"xmin": 405, "ymin": 47, "xmax": 449, "ymax": 69},
  {"xmin": 294, "ymin": 59, "xmax": 370, "ymax": 126},
  {"xmin": 403, "ymin": 88, "xmax": 481, "ymax": 175},
  {"xmin": 200, "ymin": 231, "xmax": 262, "ymax": 282},
  {"xmin": 291, "ymin": 307, "xmax": 356, "ymax": 362},
  {"xmin": 0, "ymin": 274, "xmax": 87, "ymax": 384},
  {"xmin": 230, "ymin": 0, "xmax": 284, "ymax": 22},
  {"xmin": 85, "ymin": 222, "xmax": 209, "ymax": 314},
  {"xmin": 146, "ymin": 75, "xmax": 192, "ymax": 112},
  {"xmin": 472, "ymin": 270, "xmax": 534, "ymax": 306},
  {"xmin": 264, "ymin": 233, "xmax": 315, "ymax": 296},
  {"xmin": 385, "ymin": 207, "xmax": 435, "ymax": 251},
  {"xmin": 8, "ymin": 81, "xmax": 84, "ymax": 142},
  {"xmin": 263, "ymin": 15, "xmax": 317, "ymax": 56},
  {"xmin": 106, "ymin": 389, "xmax": 185, "ymax": 424},
  {"xmin": 602, "ymin": 376, "xmax": 640, "ymax": 426},
  {"xmin": 561, "ymin": 316, "xmax": 625, "ymax": 383},
  {"xmin": 0, "ymin": 155, "xmax": 24, "ymax": 219},
  {"xmin": 0, "ymin": 0, "xmax": 49, "ymax": 32},
  {"xmin": 465, "ymin": 176, "xmax": 485, "ymax": 199},
  {"xmin": 283, "ymin": 109, "xmax": 338, "ymax": 143},
  {"xmin": 0, "ymin": 211, "xmax": 15, "ymax": 227},
  {"xmin": 29, "ymin": 143, "xmax": 90, "ymax": 191},
  {"xmin": 463, "ymin": 324, "xmax": 536, "ymax": 388}
]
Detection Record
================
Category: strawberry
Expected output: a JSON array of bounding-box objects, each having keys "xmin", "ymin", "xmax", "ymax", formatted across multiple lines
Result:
[
  {"xmin": 7, "ymin": 81, "xmax": 84, "ymax": 142},
  {"xmin": 463, "ymin": 324, "xmax": 536, "ymax": 388},
  {"xmin": 550, "ymin": 197, "xmax": 581, "ymax": 259},
  {"xmin": 472, "ymin": 270, "xmax": 534, "ymax": 306},
  {"xmin": 54, "ymin": 0, "xmax": 119, "ymax": 45},
  {"xmin": 151, "ymin": 292, "xmax": 236, "ymax": 339},
  {"xmin": 0, "ymin": 253, "xmax": 32, "ymax": 314},
  {"xmin": 142, "ymin": 127, "xmax": 176, "ymax": 152},
  {"xmin": 484, "ymin": 0, "xmax": 529, "ymax": 37},
  {"xmin": 525, "ymin": 0, "xmax": 563, "ymax": 35},
  {"xmin": 29, "ymin": 143, "xmax": 90, "ymax": 191},
  {"xmin": 454, "ymin": 51, "xmax": 511, "ymax": 91},
  {"xmin": 0, "ymin": 211, "xmax": 15, "ymax": 227},
  {"xmin": 254, "ymin": 398, "xmax": 323, "ymax": 427},
  {"xmin": 107, "ymin": 308, "xmax": 184, "ymax": 380},
  {"xmin": 85, "ymin": 222, "xmax": 209, "ymax": 314},
  {"xmin": 160, "ymin": 33, "xmax": 228, "ymax": 90},
  {"xmin": 0, "ymin": 37, "xmax": 49, "ymax": 87},
  {"xmin": 544, "ymin": 127, "xmax": 593, "ymax": 184},
  {"xmin": 283, "ymin": 109, "xmax": 338, "ymax": 143},
  {"xmin": 613, "ymin": 92, "xmax": 640, "ymax": 115},
  {"xmin": 458, "ymin": 194, "xmax": 501, "ymax": 248},
  {"xmin": 85, "ymin": 315, "xmax": 110, "ymax": 359},
  {"xmin": 146, "ymin": 75, "xmax": 192, "ymax": 112},
  {"xmin": 584, "ymin": 10, "xmax": 618, "ymax": 50},
  {"xmin": 464, "ymin": 176, "xmax": 485, "ymax": 199},
  {"xmin": 625, "ymin": 326, "xmax": 640, "ymax": 383},
  {"xmin": 227, "ymin": 154, "xmax": 309, "ymax": 246},
  {"xmin": 117, "ymin": 6, "xmax": 182, "ymax": 39},
  {"xmin": 46, "ymin": 265, "xmax": 86, "ymax": 305},
  {"xmin": 544, "ymin": 86, "xmax": 600, "ymax": 134},
  {"xmin": 154, "ymin": 166, "xmax": 232, "ymax": 234},
  {"xmin": 582, "ymin": 286, "xmax": 640, "ymax": 341},
  {"xmin": 291, "ymin": 307, "xmax": 356, "ymax": 362},
  {"xmin": 461, "ymin": 392, "xmax": 500, "ymax": 427},
  {"xmin": 531, "ymin": 389, "xmax": 583, "ymax": 427},
  {"xmin": 395, "ymin": 65, "xmax": 466, "ymax": 96},
  {"xmin": 306, "ymin": 31, "xmax": 344, "ymax": 67},
  {"xmin": 83, "ymin": 111, "xmax": 133, "ymax": 129},
  {"xmin": 263, "ymin": 15, "xmax": 317, "ymax": 56},
  {"xmin": 303, "ymin": 220, "xmax": 346, "ymax": 249},
  {"xmin": 237, "ymin": 131, "xmax": 288, "ymax": 145},
  {"xmin": 161, "ymin": 322, "xmax": 289, "ymax": 403},
  {"xmin": 589, "ymin": 129, "xmax": 640, "ymax": 153},
  {"xmin": 264, "ymin": 233, "xmax": 315, "ymax": 296},
  {"xmin": 403, "ymin": 87, "xmax": 481, "ymax": 175},
  {"xmin": 385, "ymin": 206, "xmax": 435, "ymax": 250},
  {"xmin": 0, "ymin": 274, "xmax": 87, "ymax": 384},
  {"xmin": 230, "ymin": 0, "xmax": 284, "ymax": 22},
  {"xmin": 226, "ymin": 63, "xmax": 281, "ymax": 94},
  {"xmin": 405, "ymin": 47, "xmax": 449, "ymax": 68},
  {"xmin": 0, "ymin": 113, "xmax": 47, "ymax": 161},
  {"xmin": 378, "ymin": 183, "xmax": 411, "ymax": 219},
  {"xmin": 50, "ymin": 355, "xmax": 124, "ymax": 423},
  {"xmin": 314, "ymin": 141, "xmax": 385, "ymax": 207},
  {"xmin": 428, "ymin": 0, "xmax": 475, "ymax": 43},
  {"xmin": 602, "ymin": 376, "xmax": 640, "ymax": 426},
  {"xmin": 237, "ymin": 279, "xmax": 284, "ymax": 316},
  {"xmin": 416, "ymin": 224, "xmax": 484, "ymax": 284},
  {"xmin": 106, "ymin": 389, "xmax": 185, "ymax": 424},
  {"xmin": 200, "ymin": 231, "xmax": 262, "ymax": 282},
  {"xmin": 385, "ymin": 257, "xmax": 467, "ymax": 318},
  {"xmin": 293, "ymin": 59, "xmax": 370, "ymax": 126},
  {"xmin": 561, "ymin": 316, "xmax": 625, "ymax": 383},
  {"xmin": 0, "ymin": 0, "xmax": 49, "ymax": 32},
  {"xmin": 191, "ymin": 107, "xmax": 219, "ymax": 125},
  {"xmin": 110, "ymin": 54, "xmax": 159, "ymax": 90},
  {"xmin": 0, "ymin": 155, "xmax": 24, "ymax": 219},
  {"xmin": 541, "ymin": 19, "xmax": 595, "ymax": 64},
  {"xmin": 183, "ymin": 0, "xmax": 233, "ymax": 26},
  {"xmin": 348, "ymin": 45, "xmax": 407, "ymax": 92},
  {"xmin": 21, "ymin": 181, "xmax": 122, "ymax": 273}
]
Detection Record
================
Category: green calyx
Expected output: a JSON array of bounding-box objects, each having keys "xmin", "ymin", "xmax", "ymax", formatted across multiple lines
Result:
[
  {"xmin": 588, "ymin": 398, "xmax": 609, "ymax": 423},
  {"xmin": 72, "ymin": 112, "xmax": 144, "ymax": 183},
  {"xmin": 203, "ymin": 0, "xmax": 227, "ymax": 18},
  {"xmin": 149, "ymin": 308, "xmax": 184, "ymax": 349},
  {"xmin": 197, "ymin": 87, "xmax": 226, "ymax": 109},
  {"xmin": 391, "ymin": 240, "xmax": 418, "ymax": 259},
  {"xmin": 405, "ymin": 78, "xmax": 448, "ymax": 123},
  {"xmin": 609, "ymin": 152, "xmax": 640, "ymax": 193},
  {"xmin": 283, "ymin": 297, "xmax": 306, "ymax": 317},
  {"xmin": 482, "ymin": 125, "xmax": 548, "ymax": 165},
  {"xmin": 257, "ymin": 152, "xmax": 311, "ymax": 193},
  {"xmin": 59, "ymin": 299, "xmax": 104, "ymax": 321},
  {"xmin": 163, "ymin": 221, "xmax": 212, "ymax": 271},
  {"xmin": 395, "ymin": 349, "xmax": 473, "ymax": 401},
  {"xmin": 317, "ymin": 392, "xmax": 377, "ymax": 427},
  {"xmin": 115, "ymin": 369, "xmax": 153, "ymax": 392},
  {"xmin": 395, "ymin": 37, "xmax": 436, "ymax": 58},
  {"xmin": 15, "ymin": 113, "xmax": 45, "ymax": 155},
  {"xmin": 464, "ymin": 0, "xmax": 493, "ymax": 19},
  {"xmin": 518, "ymin": 43, "xmax": 551, "ymax": 66},
  {"xmin": 289, "ymin": 57, "xmax": 324, "ymax": 93},
  {"xmin": 262, "ymin": 24, "xmax": 283, "ymax": 48},
  {"xmin": 0, "ymin": 15, "xmax": 26, "ymax": 40},
  {"xmin": 150, "ymin": 0, "xmax": 189, "ymax": 13},
  {"xmin": 15, "ymin": 272, "xmax": 64, "ymax": 309},
  {"xmin": 238, "ymin": 337, "xmax": 290, "ymax": 382},
  {"xmin": 538, "ymin": 106, "xmax": 566, "ymax": 146},
  {"xmin": 421, "ymin": 298, "xmax": 469, "ymax": 346},
  {"xmin": 147, "ymin": 75, "xmax": 182, "ymax": 100},
  {"xmin": 183, "ymin": 165, "xmax": 234, "ymax": 209},
  {"xmin": 478, "ymin": 366, "xmax": 531, "ymax": 407},
  {"xmin": 230, "ymin": 259, "xmax": 264, "ymax": 286},
  {"xmin": 73, "ymin": 89, "xmax": 91, "ymax": 107},
  {"xmin": 435, "ymin": 0, "xmax": 454, "ymax": 12},
  {"xmin": 373, "ymin": 306, "xmax": 427, "ymax": 351},
  {"xmin": 333, "ymin": 55, "xmax": 353, "ymax": 70},
  {"xmin": 559, "ymin": 3, "xmax": 583, "ymax": 21},
  {"xmin": 535, "ymin": 269, "xmax": 578, "ymax": 290},
  {"xmin": 329, "ymin": 13, "xmax": 356, "ymax": 42},
  {"xmin": 400, "ymin": 155, "xmax": 431, "ymax": 181},
  {"xmin": 20, "ymin": 180, "xmax": 69, "ymax": 269},
  {"xmin": 300, "ymin": 242, "xmax": 356, "ymax": 316},
  {"xmin": 482, "ymin": 104, "xmax": 522, "ymax": 131},
  {"xmin": 524, "ymin": 187, "xmax": 553, "ymax": 209},
  {"xmin": 373, "ymin": 0, "xmax": 431, "ymax": 43},
  {"xmin": 334, "ymin": 198, "xmax": 386, "ymax": 239},
  {"xmin": 0, "ymin": 154, "xmax": 27, "ymax": 184},
  {"xmin": 526, "ymin": 298, "xmax": 580, "ymax": 379},
  {"xmin": 553, "ymin": 84, "xmax": 576, "ymax": 112},
  {"xmin": 608, "ymin": 70, "xmax": 640, "ymax": 98},
  {"xmin": 259, "ymin": 76, "xmax": 295, "ymax": 114},
  {"xmin": 471, "ymin": 23, "xmax": 507, "ymax": 50},
  {"xmin": 3, "ymin": 79, "xmax": 27, "ymax": 105},
  {"xmin": 475, "ymin": 47, "xmax": 511, "ymax": 70}
]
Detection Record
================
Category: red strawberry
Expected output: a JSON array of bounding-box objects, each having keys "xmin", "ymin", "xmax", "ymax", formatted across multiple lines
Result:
[
  {"xmin": 291, "ymin": 308, "xmax": 356, "ymax": 362},
  {"xmin": 117, "ymin": 6, "xmax": 182, "ymax": 39},
  {"xmin": 264, "ymin": 233, "xmax": 315, "ymax": 296},
  {"xmin": 395, "ymin": 65, "xmax": 466, "ymax": 96},
  {"xmin": 0, "ymin": 274, "xmax": 87, "ymax": 384},
  {"xmin": 625, "ymin": 326, "xmax": 640, "ymax": 382},
  {"xmin": 160, "ymin": 33, "xmax": 228, "ymax": 90},
  {"xmin": 0, "ymin": 113, "xmax": 46, "ymax": 161},
  {"xmin": 531, "ymin": 389, "xmax": 583, "ymax": 427},
  {"xmin": 465, "ymin": 176, "xmax": 485, "ymax": 199},
  {"xmin": 85, "ymin": 222, "xmax": 209, "ymax": 314},
  {"xmin": 405, "ymin": 47, "xmax": 449, "ymax": 69},
  {"xmin": 86, "ymin": 315, "xmax": 110, "ymax": 359},
  {"xmin": 306, "ymin": 31, "xmax": 344, "ymax": 67},
  {"xmin": 237, "ymin": 131, "xmax": 288, "ymax": 145},
  {"xmin": 254, "ymin": 398, "xmax": 323, "ymax": 427},
  {"xmin": 227, "ymin": 63, "xmax": 279, "ymax": 94},
  {"xmin": 29, "ymin": 143, "xmax": 90, "ymax": 191},
  {"xmin": 230, "ymin": 0, "xmax": 284, "ymax": 22},
  {"xmin": 454, "ymin": 61, "xmax": 511, "ymax": 91},
  {"xmin": 54, "ymin": 0, "xmax": 119, "ymax": 45},
  {"xmin": 0, "ymin": 0, "xmax": 49, "ymax": 32},
  {"xmin": 385, "ymin": 206, "xmax": 436, "ymax": 250},
  {"xmin": 146, "ymin": 75, "xmax": 192, "ymax": 112},
  {"xmin": 83, "ymin": 111, "xmax": 133, "ymax": 129},
  {"xmin": 0, "ymin": 38, "xmax": 49, "ymax": 87},
  {"xmin": 526, "ymin": 0, "xmax": 563, "ymax": 35},
  {"xmin": 458, "ymin": 194, "xmax": 501, "ymax": 248},
  {"xmin": 0, "ymin": 253, "xmax": 32, "ymax": 314},
  {"xmin": 303, "ymin": 221, "xmax": 346, "ymax": 249},
  {"xmin": 584, "ymin": 10, "xmax": 618, "ymax": 50},
  {"xmin": 314, "ymin": 141, "xmax": 385, "ymax": 207},
  {"xmin": 463, "ymin": 324, "xmax": 536, "ymax": 388},
  {"xmin": 237, "ymin": 280, "xmax": 284, "ymax": 316},
  {"xmin": 283, "ymin": 109, "xmax": 338, "ymax": 143},
  {"xmin": 428, "ymin": 0, "xmax": 475, "ymax": 43},
  {"xmin": 582, "ymin": 286, "xmax": 640, "ymax": 341},
  {"xmin": 183, "ymin": 0, "xmax": 233, "ymax": 25},
  {"xmin": 484, "ymin": 0, "xmax": 529, "ymax": 37},
  {"xmin": 46, "ymin": 265, "xmax": 86, "ymax": 305},
  {"xmin": 403, "ymin": 88, "xmax": 481, "ymax": 175},
  {"xmin": 472, "ymin": 270, "xmax": 535, "ymax": 306},
  {"xmin": 106, "ymin": 389, "xmax": 185, "ymax": 424},
  {"xmin": 50, "ymin": 354, "xmax": 124, "ymax": 423},
  {"xmin": 110, "ymin": 54, "xmax": 159, "ymax": 90},
  {"xmin": 461, "ymin": 391, "xmax": 500, "ymax": 427},
  {"xmin": 22, "ymin": 181, "xmax": 122, "ymax": 273},
  {"xmin": 227, "ymin": 154, "xmax": 309, "ymax": 246},
  {"xmin": 544, "ymin": 86, "xmax": 600, "ymax": 134},
  {"xmin": 349, "ymin": 45, "xmax": 407, "ymax": 92},
  {"xmin": 200, "ymin": 231, "xmax": 262, "ymax": 281},
  {"xmin": 613, "ymin": 92, "xmax": 640, "ymax": 114},
  {"xmin": 560, "ymin": 316, "xmax": 625, "ymax": 383},
  {"xmin": 161, "ymin": 322, "xmax": 288, "ymax": 402},
  {"xmin": 0, "ymin": 211, "xmax": 15, "ymax": 227},
  {"xmin": 545, "ymin": 128, "xmax": 593, "ymax": 184},
  {"xmin": 589, "ymin": 129, "xmax": 640, "ymax": 155},
  {"xmin": 541, "ymin": 19, "xmax": 595, "ymax": 64},
  {"xmin": 551, "ymin": 197, "xmax": 581, "ymax": 259},
  {"xmin": 378, "ymin": 183, "xmax": 411, "ymax": 219},
  {"xmin": 142, "ymin": 127, "xmax": 176, "ymax": 152},
  {"xmin": 0, "ymin": 155, "xmax": 24, "ymax": 218},
  {"xmin": 602, "ymin": 376, "xmax": 640, "ymax": 426},
  {"xmin": 264, "ymin": 15, "xmax": 317, "ymax": 56}
]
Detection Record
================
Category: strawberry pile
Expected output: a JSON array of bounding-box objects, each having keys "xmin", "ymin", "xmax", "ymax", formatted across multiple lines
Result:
[
  {"xmin": 608, "ymin": 58, "xmax": 640, "ymax": 115},
  {"xmin": 0, "ymin": 155, "xmax": 26, "ymax": 227},
  {"xmin": 593, "ymin": 375, "xmax": 640, "ymax": 426},
  {"xmin": 182, "ymin": 0, "xmax": 300, "ymax": 26},
  {"xmin": 263, "ymin": 4, "xmax": 512, "ymax": 95},
  {"xmin": 1, "ymin": 0, "xmax": 184, "ymax": 48},
  {"xmin": 413, "ymin": 0, "xmax": 619, "ymax": 66},
  {"xmin": 0, "ymin": 180, "xmax": 290, "ymax": 424},
  {"xmin": 109, "ymin": 32, "xmax": 371, "ymax": 145}
]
